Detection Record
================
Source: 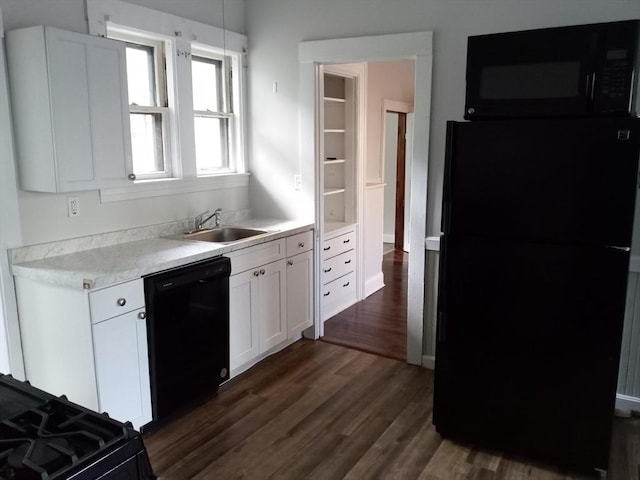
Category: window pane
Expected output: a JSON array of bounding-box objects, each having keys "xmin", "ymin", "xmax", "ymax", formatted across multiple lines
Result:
[
  {"xmin": 192, "ymin": 56, "xmax": 221, "ymax": 111},
  {"xmin": 194, "ymin": 116, "xmax": 227, "ymax": 172},
  {"xmin": 130, "ymin": 113, "xmax": 165, "ymax": 174},
  {"xmin": 126, "ymin": 45, "xmax": 156, "ymax": 106}
]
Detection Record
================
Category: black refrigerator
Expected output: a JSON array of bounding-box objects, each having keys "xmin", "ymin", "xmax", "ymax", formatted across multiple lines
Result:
[{"xmin": 433, "ymin": 117, "xmax": 640, "ymax": 472}]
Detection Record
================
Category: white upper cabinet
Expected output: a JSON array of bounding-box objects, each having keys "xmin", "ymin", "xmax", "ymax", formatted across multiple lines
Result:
[{"xmin": 6, "ymin": 26, "xmax": 133, "ymax": 192}]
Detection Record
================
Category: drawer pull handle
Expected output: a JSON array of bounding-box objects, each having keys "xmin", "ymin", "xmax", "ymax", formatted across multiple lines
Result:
[
  {"xmin": 254, "ymin": 270, "xmax": 260, "ymax": 277},
  {"xmin": 345, "ymin": 259, "xmax": 351, "ymax": 264},
  {"xmin": 343, "ymin": 281, "xmax": 350, "ymax": 287},
  {"xmin": 324, "ymin": 246, "xmax": 331, "ymax": 251},
  {"xmin": 260, "ymin": 269, "xmax": 266, "ymax": 275},
  {"xmin": 323, "ymin": 267, "xmax": 332, "ymax": 273},
  {"xmin": 298, "ymin": 242, "xmax": 305, "ymax": 248},
  {"xmin": 323, "ymin": 291, "xmax": 331, "ymax": 297},
  {"xmin": 138, "ymin": 311, "xmax": 146, "ymax": 320},
  {"xmin": 343, "ymin": 239, "xmax": 350, "ymax": 244},
  {"xmin": 117, "ymin": 298, "xmax": 126, "ymax": 307},
  {"xmin": 288, "ymin": 260, "xmax": 294, "ymax": 266}
]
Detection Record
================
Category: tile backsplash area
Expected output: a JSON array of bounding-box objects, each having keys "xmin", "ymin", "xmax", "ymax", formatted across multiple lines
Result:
[{"xmin": 10, "ymin": 209, "xmax": 251, "ymax": 264}]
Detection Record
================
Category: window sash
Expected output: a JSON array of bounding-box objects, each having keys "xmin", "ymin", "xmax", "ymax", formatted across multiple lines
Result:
[
  {"xmin": 191, "ymin": 50, "xmax": 235, "ymax": 175},
  {"xmin": 107, "ymin": 27, "xmax": 171, "ymax": 179}
]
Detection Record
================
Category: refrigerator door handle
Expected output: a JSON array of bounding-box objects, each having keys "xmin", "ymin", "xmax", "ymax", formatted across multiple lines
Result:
[
  {"xmin": 607, "ymin": 246, "xmax": 631, "ymax": 252},
  {"xmin": 436, "ymin": 234, "xmax": 448, "ymax": 344},
  {"xmin": 442, "ymin": 122, "xmax": 455, "ymax": 233}
]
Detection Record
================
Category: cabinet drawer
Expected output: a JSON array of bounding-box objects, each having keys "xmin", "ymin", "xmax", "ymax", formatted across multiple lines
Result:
[
  {"xmin": 322, "ymin": 271, "xmax": 357, "ymax": 319},
  {"xmin": 322, "ymin": 249, "xmax": 355, "ymax": 285},
  {"xmin": 286, "ymin": 230, "xmax": 313, "ymax": 256},
  {"xmin": 89, "ymin": 279, "xmax": 144, "ymax": 324},
  {"xmin": 322, "ymin": 230, "xmax": 355, "ymax": 260},
  {"xmin": 228, "ymin": 239, "xmax": 285, "ymax": 275}
]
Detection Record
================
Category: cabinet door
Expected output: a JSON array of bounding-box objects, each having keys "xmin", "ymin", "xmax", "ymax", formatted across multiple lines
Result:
[
  {"xmin": 287, "ymin": 250, "xmax": 313, "ymax": 338},
  {"xmin": 229, "ymin": 269, "xmax": 260, "ymax": 372},
  {"xmin": 92, "ymin": 308, "xmax": 152, "ymax": 430},
  {"xmin": 258, "ymin": 259, "xmax": 287, "ymax": 353},
  {"xmin": 47, "ymin": 28, "xmax": 132, "ymax": 191}
]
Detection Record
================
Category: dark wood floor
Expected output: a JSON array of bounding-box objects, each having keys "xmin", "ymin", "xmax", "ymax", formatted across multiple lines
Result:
[
  {"xmin": 323, "ymin": 248, "xmax": 407, "ymax": 360},
  {"xmin": 143, "ymin": 340, "xmax": 639, "ymax": 479}
]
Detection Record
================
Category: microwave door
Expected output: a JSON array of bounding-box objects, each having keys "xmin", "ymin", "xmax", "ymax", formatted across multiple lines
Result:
[{"xmin": 464, "ymin": 24, "xmax": 595, "ymax": 119}]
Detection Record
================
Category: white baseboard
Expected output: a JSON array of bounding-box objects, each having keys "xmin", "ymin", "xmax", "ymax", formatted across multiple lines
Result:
[
  {"xmin": 364, "ymin": 273, "xmax": 385, "ymax": 298},
  {"xmin": 422, "ymin": 355, "xmax": 435, "ymax": 370},
  {"xmin": 383, "ymin": 233, "xmax": 395, "ymax": 244},
  {"xmin": 615, "ymin": 393, "xmax": 640, "ymax": 414}
]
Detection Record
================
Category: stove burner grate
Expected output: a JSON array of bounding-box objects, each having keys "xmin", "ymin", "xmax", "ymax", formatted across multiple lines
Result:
[{"xmin": 0, "ymin": 398, "xmax": 131, "ymax": 479}]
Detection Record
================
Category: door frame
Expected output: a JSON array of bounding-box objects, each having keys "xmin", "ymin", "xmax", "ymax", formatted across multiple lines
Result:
[
  {"xmin": 299, "ymin": 32, "xmax": 433, "ymax": 365},
  {"xmin": 382, "ymin": 99, "xmax": 414, "ymax": 252}
]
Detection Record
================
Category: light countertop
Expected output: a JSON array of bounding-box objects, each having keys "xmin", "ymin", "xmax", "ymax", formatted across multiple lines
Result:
[{"xmin": 11, "ymin": 219, "xmax": 313, "ymax": 290}]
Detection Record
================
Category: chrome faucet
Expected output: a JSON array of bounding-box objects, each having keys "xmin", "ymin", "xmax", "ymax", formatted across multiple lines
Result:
[{"xmin": 194, "ymin": 208, "xmax": 223, "ymax": 230}]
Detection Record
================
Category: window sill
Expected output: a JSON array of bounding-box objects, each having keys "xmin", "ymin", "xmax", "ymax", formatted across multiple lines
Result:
[{"xmin": 99, "ymin": 173, "xmax": 251, "ymax": 203}]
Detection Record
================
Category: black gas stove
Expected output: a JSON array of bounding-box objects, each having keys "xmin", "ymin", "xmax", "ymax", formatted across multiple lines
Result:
[{"xmin": 0, "ymin": 373, "xmax": 156, "ymax": 479}]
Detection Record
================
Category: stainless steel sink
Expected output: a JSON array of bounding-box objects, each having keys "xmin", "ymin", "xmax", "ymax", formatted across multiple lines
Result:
[{"xmin": 181, "ymin": 227, "xmax": 268, "ymax": 243}]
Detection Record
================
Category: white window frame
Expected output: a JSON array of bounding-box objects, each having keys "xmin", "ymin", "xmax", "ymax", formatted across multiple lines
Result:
[
  {"xmin": 86, "ymin": 0, "xmax": 248, "ymax": 202},
  {"xmin": 106, "ymin": 26, "xmax": 172, "ymax": 180},
  {"xmin": 191, "ymin": 45, "xmax": 237, "ymax": 175}
]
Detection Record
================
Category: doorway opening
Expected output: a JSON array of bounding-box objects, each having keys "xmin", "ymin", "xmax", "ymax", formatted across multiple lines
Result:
[
  {"xmin": 299, "ymin": 31, "xmax": 433, "ymax": 365},
  {"xmin": 322, "ymin": 63, "xmax": 415, "ymax": 361}
]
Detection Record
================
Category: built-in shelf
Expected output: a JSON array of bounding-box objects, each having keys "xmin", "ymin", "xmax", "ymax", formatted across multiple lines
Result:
[
  {"xmin": 324, "ymin": 96, "xmax": 346, "ymax": 103},
  {"xmin": 324, "ymin": 159, "xmax": 346, "ymax": 165},
  {"xmin": 324, "ymin": 187, "xmax": 346, "ymax": 196}
]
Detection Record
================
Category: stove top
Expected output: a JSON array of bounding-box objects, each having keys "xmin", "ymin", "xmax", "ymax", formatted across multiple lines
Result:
[{"xmin": 0, "ymin": 374, "xmax": 156, "ymax": 479}]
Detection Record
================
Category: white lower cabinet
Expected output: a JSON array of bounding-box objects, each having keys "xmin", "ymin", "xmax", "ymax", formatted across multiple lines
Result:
[
  {"xmin": 322, "ymin": 226, "xmax": 358, "ymax": 320},
  {"xmin": 229, "ymin": 267, "xmax": 260, "ymax": 370},
  {"xmin": 92, "ymin": 308, "xmax": 152, "ymax": 430},
  {"xmin": 228, "ymin": 230, "xmax": 314, "ymax": 376},
  {"xmin": 14, "ymin": 277, "xmax": 151, "ymax": 430},
  {"xmin": 287, "ymin": 249, "xmax": 314, "ymax": 338},
  {"xmin": 228, "ymin": 240, "xmax": 287, "ymax": 374}
]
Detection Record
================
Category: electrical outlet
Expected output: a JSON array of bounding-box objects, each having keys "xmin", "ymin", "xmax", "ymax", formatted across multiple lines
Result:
[
  {"xmin": 294, "ymin": 174, "xmax": 302, "ymax": 190},
  {"xmin": 67, "ymin": 197, "xmax": 80, "ymax": 217}
]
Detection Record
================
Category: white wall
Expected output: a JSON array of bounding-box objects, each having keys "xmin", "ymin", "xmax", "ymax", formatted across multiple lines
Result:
[
  {"xmin": 366, "ymin": 60, "xmax": 415, "ymax": 183},
  {"xmin": 0, "ymin": 0, "xmax": 246, "ymax": 375},
  {"xmin": 0, "ymin": 0, "xmax": 248, "ymax": 247},
  {"xmin": 245, "ymin": 0, "xmax": 640, "ymax": 236}
]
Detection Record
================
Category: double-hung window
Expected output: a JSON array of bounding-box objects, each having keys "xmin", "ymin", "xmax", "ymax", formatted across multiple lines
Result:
[
  {"xmin": 192, "ymin": 49, "xmax": 234, "ymax": 174},
  {"xmin": 87, "ymin": 0, "xmax": 247, "ymax": 199},
  {"xmin": 107, "ymin": 27, "xmax": 170, "ymax": 180}
]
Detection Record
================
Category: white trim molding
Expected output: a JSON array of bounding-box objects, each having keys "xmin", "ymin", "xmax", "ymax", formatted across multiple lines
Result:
[
  {"xmin": 86, "ymin": 0, "xmax": 246, "ymax": 54},
  {"xmin": 299, "ymin": 31, "xmax": 433, "ymax": 365},
  {"xmin": 616, "ymin": 393, "xmax": 640, "ymax": 414},
  {"xmin": 0, "ymin": 9, "xmax": 26, "ymax": 377},
  {"xmin": 100, "ymin": 173, "xmax": 250, "ymax": 202}
]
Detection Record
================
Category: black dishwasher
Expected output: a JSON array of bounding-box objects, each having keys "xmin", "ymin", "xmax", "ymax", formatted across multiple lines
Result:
[{"xmin": 144, "ymin": 256, "xmax": 231, "ymax": 424}]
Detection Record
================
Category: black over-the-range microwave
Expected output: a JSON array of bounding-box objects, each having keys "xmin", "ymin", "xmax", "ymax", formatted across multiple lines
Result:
[{"xmin": 464, "ymin": 19, "xmax": 640, "ymax": 119}]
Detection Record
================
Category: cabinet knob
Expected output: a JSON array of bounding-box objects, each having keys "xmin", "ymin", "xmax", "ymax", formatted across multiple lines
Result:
[
  {"xmin": 287, "ymin": 260, "xmax": 294, "ymax": 266},
  {"xmin": 298, "ymin": 242, "xmax": 305, "ymax": 248},
  {"xmin": 260, "ymin": 269, "xmax": 266, "ymax": 275},
  {"xmin": 138, "ymin": 311, "xmax": 146, "ymax": 320},
  {"xmin": 254, "ymin": 270, "xmax": 260, "ymax": 277},
  {"xmin": 128, "ymin": 173, "xmax": 137, "ymax": 180},
  {"xmin": 117, "ymin": 298, "xmax": 126, "ymax": 307}
]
